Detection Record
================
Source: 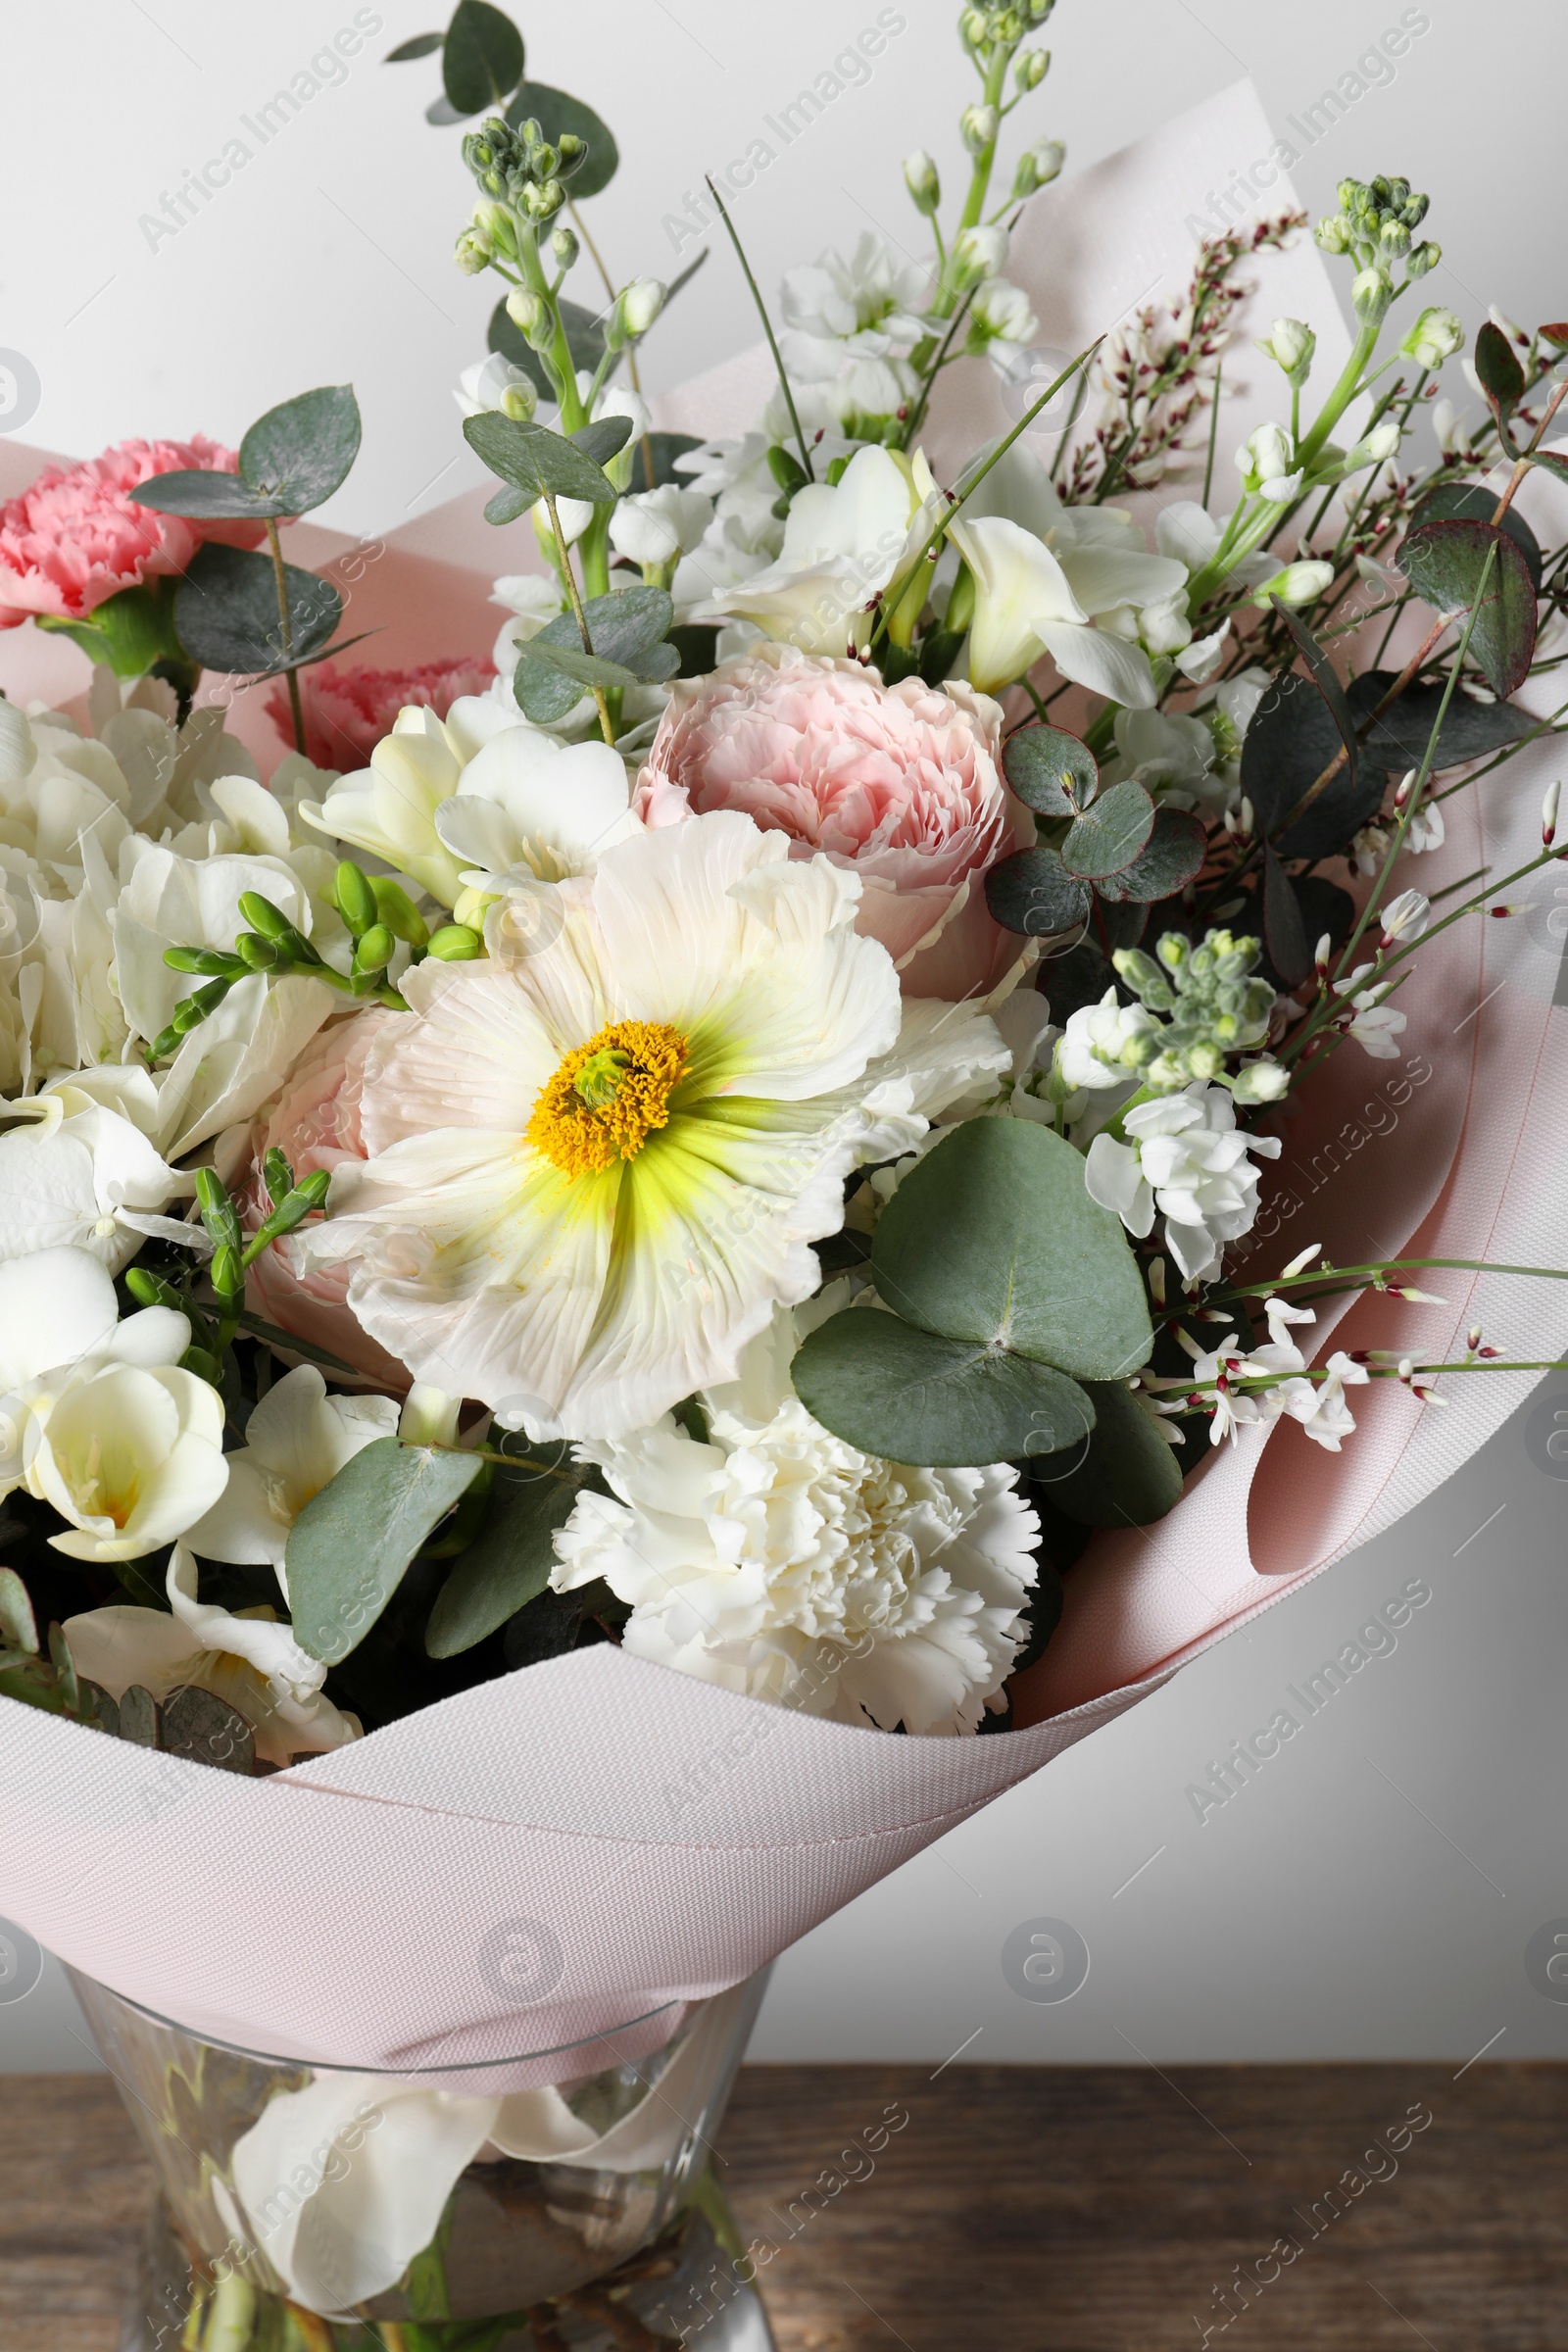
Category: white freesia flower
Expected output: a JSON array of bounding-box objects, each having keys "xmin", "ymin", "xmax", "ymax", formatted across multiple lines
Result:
[
  {"xmin": 1084, "ymin": 1082, "xmax": 1282, "ymax": 1282},
  {"xmin": 0, "ymin": 1247, "xmax": 130, "ymax": 1493},
  {"xmin": 300, "ymin": 697, "xmax": 528, "ymax": 906},
  {"xmin": 183, "ymin": 1364, "xmax": 399, "ymax": 1580},
  {"xmin": 453, "ymin": 354, "xmax": 536, "ymax": 420},
  {"xmin": 690, "ymin": 444, "xmax": 940, "ymax": 658},
  {"xmin": 779, "ymin": 233, "xmax": 929, "ymax": 381},
  {"xmin": 552, "ymin": 1292, "xmax": 1041, "ymax": 1734},
  {"xmin": 432, "ymin": 725, "xmax": 638, "ymax": 926},
  {"xmin": 299, "ymin": 812, "xmax": 1008, "ymax": 1442},
  {"xmin": 1234, "ymin": 421, "xmax": 1303, "ymax": 504},
  {"xmin": 609, "ymin": 483, "xmax": 714, "ymax": 569},
  {"xmin": 26, "ymin": 1352, "xmax": 227, "ymax": 1563},
  {"xmin": 0, "ymin": 1069, "xmax": 192, "ymax": 1271},
  {"xmin": 1055, "ymin": 987, "xmax": 1161, "ymax": 1091},
  {"xmin": 947, "ymin": 514, "xmax": 1163, "ymax": 705},
  {"xmin": 64, "ymin": 1544, "xmax": 360, "ymax": 1763}
]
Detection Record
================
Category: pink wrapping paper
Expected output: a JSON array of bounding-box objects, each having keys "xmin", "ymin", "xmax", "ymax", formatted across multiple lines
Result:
[{"xmin": 2, "ymin": 82, "xmax": 1565, "ymax": 2069}]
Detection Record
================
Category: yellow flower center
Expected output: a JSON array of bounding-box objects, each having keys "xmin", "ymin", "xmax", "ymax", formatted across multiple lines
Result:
[{"xmin": 527, "ymin": 1019, "xmax": 689, "ymax": 1178}]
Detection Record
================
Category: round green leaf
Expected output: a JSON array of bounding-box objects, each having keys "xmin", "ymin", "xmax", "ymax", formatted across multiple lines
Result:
[
  {"xmin": 1241, "ymin": 671, "xmax": 1383, "ymax": 861},
  {"xmin": 1060, "ymin": 778, "xmax": 1155, "ymax": 880},
  {"xmin": 385, "ymin": 30, "xmax": 444, "ymax": 58},
  {"xmin": 238, "ymin": 384, "xmax": 362, "ymax": 517},
  {"xmin": 506, "ymin": 79, "xmax": 619, "ymax": 198},
  {"xmin": 129, "ymin": 469, "xmax": 281, "ymax": 521},
  {"xmin": 463, "ymin": 411, "xmax": 618, "ymax": 504},
  {"xmin": 172, "ymin": 545, "xmax": 342, "ymax": 678},
  {"xmin": 872, "ymin": 1118, "xmax": 1154, "ymax": 1382},
  {"xmin": 1097, "ymin": 806, "xmax": 1206, "ymax": 904},
  {"xmin": 1344, "ymin": 667, "xmax": 1536, "ymax": 772},
  {"xmin": 1030, "ymin": 1378, "xmax": 1184, "ymax": 1527},
  {"xmin": 791, "ymin": 1310, "xmax": 1095, "ymax": 1468},
  {"xmin": 1002, "ymin": 723, "xmax": 1098, "ymax": 817},
  {"xmin": 1407, "ymin": 479, "xmax": 1542, "ymax": 595},
  {"xmin": 1396, "ymin": 516, "xmax": 1537, "ymax": 700},
  {"xmin": 286, "ymin": 1438, "xmax": 484, "ymax": 1665},
  {"xmin": 985, "ymin": 846, "xmax": 1091, "ymax": 937},
  {"xmin": 1473, "ymin": 319, "xmax": 1524, "ymax": 419},
  {"xmin": 443, "ymin": 0, "xmax": 524, "ymax": 116},
  {"xmin": 425, "ymin": 1467, "xmax": 581, "ymax": 1657}
]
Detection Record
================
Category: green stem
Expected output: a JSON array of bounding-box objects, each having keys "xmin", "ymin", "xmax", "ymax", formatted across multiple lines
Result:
[
  {"xmin": 543, "ymin": 488, "xmax": 614, "ymax": 746},
  {"xmin": 704, "ymin": 174, "xmax": 813, "ymax": 481},
  {"xmin": 264, "ymin": 520, "xmax": 305, "ymax": 756}
]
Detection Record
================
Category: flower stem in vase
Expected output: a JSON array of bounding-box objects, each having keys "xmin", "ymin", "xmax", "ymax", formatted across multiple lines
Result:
[{"xmin": 263, "ymin": 517, "xmax": 306, "ymax": 756}]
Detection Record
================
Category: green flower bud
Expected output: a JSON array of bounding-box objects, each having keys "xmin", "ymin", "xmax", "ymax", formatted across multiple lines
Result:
[
  {"xmin": 211, "ymin": 1243, "xmax": 244, "ymax": 1304},
  {"xmin": 556, "ymin": 132, "xmax": 588, "ymax": 174},
  {"xmin": 1407, "ymin": 240, "xmax": 1440, "ymax": 278},
  {"xmin": 125, "ymin": 1266, "xmax": 185, "ymax": 1313},
  {"xmin": 455, "ymin": 226, "xmax": 492, "ymax": 275},
  {"xmin": 1350, "ymin": 265, "xmax": 1393, "ymax": 323},
  {"xmin": 904, "ymin": 148, "xmax": 941, "ymax": 215},
  {"xmin": 237, "ymin": 892, "xmax": 294, "ymax": 942},
  {"xmin": 195, "ymin": 1166, "xmax": 242, "ymax": 1254},
  {"xmin": 551, "ymin": 224, "xmax": 579, "ymax": 270},
  {"xmin": 235, "ymin": 932, "xmax": 279, "ymax": 971},
  {"xmin": 1314, "ymin": 214, "xmax": 1352, "ymax": 256},
  {"xmin": 1254, "ymin": 316, "xmax": 1315, "ymax": 384},
  {"xmin": 521, "ymin": 177, "xmax": 564, "ymax": 221},
  {"xmin": 960, "ymin": 102, "xmax": 1000, "ymax": 154},
  {"xmin": 352, "ymin": 922, "xmax": 395, "ymax": 976},
  {"xmin": 1014, "ymin": 43, "xmax": 1049, "ymax": 88},
  {"xmin": 500, "ymin": 379, "xmax": 538, "ymax": 421},
  {"xmin": 369, "ymin": 876, "xmax": 430, "ymax": 950},
  {"xmin": 1011, "ymin": 135, "xmax": 1064, "ymax": 199},
  {"xmin": 426, "ymin": 924, "xmax": 485, "ymax": 961},
  {"xmin": 263, "ymin": 1147, "xmax": 294, "ymax": 1206},
  {"xmin": 959, "ymin": 8, "xmax": 990, "ymax": 47},
  {"xmin": 506, "ymin": 285, "xmax": 555, "ymax": 351},
  {"xmin": 334, "ymin": 859, "xmax": 379, "ymax": 937}
]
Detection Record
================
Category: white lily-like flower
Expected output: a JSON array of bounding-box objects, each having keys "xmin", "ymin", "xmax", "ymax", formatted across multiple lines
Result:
[
  {"xmin": 608, "ymin": 483, "xmax": 713, "ymax": 569},
  {"xmin": 182, "ymin": 1364, "xmax": 399, "ymax": 1582},
  {"xmin": 0, "ymin": 1068, "xmax": 192, "ymax": 1272},
  {"xmin": 553, "ymin": 1289, "xmax": 1041, "ymax": 1734},
  {"xmin": 300, "ymin": 697, "xmax": 529, "ymax": 906},
  {"xmin": 1084, "ymin": 1082, "xmax": 1283, "ymax": 1282},
  {"xmin": 299, "ymin": 811, "xmax": 1008, "ymax": 1442},
  {"xmin": 25, "ymin": 1346, "xmax": 228, "ymax": 1563},
  {"xmin": 0, "ymin": 1247, "xmax": 129, "ymax": 1493},
  {"xmin": 689, "ymin": 444, "xmax": 940, "ymax": 658},
  {"xmin": 432, "ymin": 724, "xmax": 639, "ymax": 930},
  {"xmin": 1054, "ymin": 987, "xmax": 1161, "ymax": 1092},
  {"xmin": 64, "ymin": 1544, "xmax": 360, "ymax": 1763},
  {"xmin": 947, "ymin": 514, "xmax": 1166, "ymax": 704}
]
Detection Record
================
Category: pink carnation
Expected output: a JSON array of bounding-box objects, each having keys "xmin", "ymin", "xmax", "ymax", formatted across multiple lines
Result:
[
  {"xmin": 266, "ymin": 656, "xmax": 497, "ymax": 771},
  {"xmin": 243, "ymin": 1009, "xmax": 413, "ymax": 1394},
  {"xmin": 0, "ymin": 436, "xmax": 261, "ymax": 629},
  {"xmin": 634, "ymin": 642, "xmax": 1033, "ymax": 999}
]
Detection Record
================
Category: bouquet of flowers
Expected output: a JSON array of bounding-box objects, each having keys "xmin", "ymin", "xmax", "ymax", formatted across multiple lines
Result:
[{"xmin": 2, "ymin": 1, "xmax": 1566, "ymax": 2337}]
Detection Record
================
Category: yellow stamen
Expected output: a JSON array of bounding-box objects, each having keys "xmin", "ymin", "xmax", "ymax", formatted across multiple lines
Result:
[{"xmin": 527, "ymin": 1019, "xmax": 689, "ymax": 1179}]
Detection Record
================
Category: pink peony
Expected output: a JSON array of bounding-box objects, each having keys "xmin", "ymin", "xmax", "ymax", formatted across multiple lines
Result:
[
  {"xmin": 266, "ymin": 656, "xmax": 497, "ymax": 770},
  {"xmin": 243, "ymin": 1009, "xmax": 413, "ymax": 1394},
  {"xmin": 0, "ymin": 436, "xmax": 262, "ymax": 629},
  {"xmin": 633, "ymin": 641, "xmax": 1034, "ymax": 999}
]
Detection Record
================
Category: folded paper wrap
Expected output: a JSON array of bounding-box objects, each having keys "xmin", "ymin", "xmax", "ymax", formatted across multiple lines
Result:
[{"xmin": 2, "ymin": 79, "xmax": 1565, "ymax": 2076}]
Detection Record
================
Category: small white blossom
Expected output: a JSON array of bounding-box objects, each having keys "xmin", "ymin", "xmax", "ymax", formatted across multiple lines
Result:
[
  {"xmin": 1055, "ymin": 988, "xmax": 1161, "ymax": 1092},
  {"xmin": 1401, "ymin": 306, "xmax": 1464, "ymax": 368},
  {"xmin": 1083, "ymin": 1083, "xmax": 1283, "ymax": 1282},
  {"xmin": 1235, "ymin": 422, "xmax": 1303, "ymax": 504},
  {"xmin": 1277, "ymin": 1349, "xmax": 1370, "ymax": 1450},
  {"xmin": 1380, "ymin": 889, "xmax": 1430, "ymax": 946}
]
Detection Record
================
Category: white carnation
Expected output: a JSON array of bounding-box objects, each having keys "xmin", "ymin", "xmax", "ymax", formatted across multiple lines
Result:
[{"xmin": 551, "ymin": 1295, "xmax": 1042, "ymax": 1736}]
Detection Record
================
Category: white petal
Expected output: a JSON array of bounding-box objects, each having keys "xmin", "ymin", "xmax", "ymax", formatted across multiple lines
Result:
[
  {"xmin": 1035, "ymin": 620, "xmax": 1158, "ymax": 709},
  {"xmin": 0, "ymin": 1246, "xmax": 118, "ymax": 1387}
]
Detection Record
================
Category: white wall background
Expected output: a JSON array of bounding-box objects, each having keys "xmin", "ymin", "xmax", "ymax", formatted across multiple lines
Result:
[{"xmin": 1, "ymin": 0, "xmax": 1565, "ymax": 2068}]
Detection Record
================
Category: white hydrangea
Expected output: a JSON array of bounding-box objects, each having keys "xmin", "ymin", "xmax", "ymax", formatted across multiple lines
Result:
[
  {"xmin": 1084, "ymin": 1082, "xmax": 1282, "ymax": 1282},
  {"xmin": 551, "ymin": 1293, "xmax": 1042, "ymax": 1736}
]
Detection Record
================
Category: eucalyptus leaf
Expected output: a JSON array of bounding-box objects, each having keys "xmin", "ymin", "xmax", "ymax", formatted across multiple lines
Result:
[
  {"xmin": 791, "ymin": 1309, "xmax": 1095, "ymax": 1468},
  {"xmin": 1030, "ymin": 1377, "xmax": 1184, "ymax": 1527},
  {"xmin": 637, "ymin": 432, "xmax": 705, "ymax": 493},
  {"xmin": 1261, "ymin": 843, "xmax": 1312, "ymax": 988},
  {"xmin": 385, "ymin": 30, "xmax": 444, "ymax": 58},
  {"xmin": 872, "ymin": 1118, "xmax": 1153, "ymax": 1382},
  {"xmin": 424, "ymin": 1468, "xmax": 581, "ymax": 1657},
  {"xmin": 287, "ymin": 1438, "xmax": 485, "ymax": 1666},
  {"xmin": 505, "ymin": 79, "xmax": 619, "ymax": 197},
  {"xmin": 512, "ymin": 653, "xmax": 589, "ymax": 724},
  {"xmin": 1059, "ymin": 778, "xmax": 1155, "ymax": 881},
  {"xmin": 569, "ymin": 416, "xmax": 635, "ymax": 469},
  {"xmin": 517, "ymin": 642, "xmax": 642, "ymax": 691},
  {"xmin": 1407, "ymin": 479, "xmax": 1542, "ymax": 594},
  {"xmin": 118, "ymin": 1686, "xmax": 162, "ymax": 1747},
  {"xmin": 1097, "ymin": 806, "xmax": 1206, "ymax": 904},
  {"xmin": 1526, "ymin": 450, "xmax": 1568, "ymax": 491},
  {"xmin": 238, "ymin": 385, "xmax": 362, "ymax": 516},
  {"xmin": 1396, "ymin": 516, "xmax": 1537, "ymax": 700},
  {"xmin": 1473, "ymin": 319, "xmax": 1525, "ymax": 422},
  {"xmin": 162, "ymin": 1685, "xmax": 255, "ymax": 1775},
  {"xmin": 442, "ymin": 0, "xmax": 524, "ymax": 116},
  {"xmin": 173, "ymin": 545, "xmax": 342, "ymax": 679},
  {"xmin": 489, "ymin": 294, "xmax": 608, "ymax": 398},
  {"xmin": 1002, "ymin": 723, "xmax": 1098, "ymax": 818},
  {"xmin": 0, "ymin": 1568, "xmax": 37, "ymax": 1656},
  {"xmin": 985, "ymin": 845, "xmax": 1091, "ymax": 937},
  {"xmin": 462, "ymin": 412, "xmax": 617, "ymax": 505},
  {"xmin": 129, "ymin": 469, "xmax": 281, "ymax": 522},
  {"xmin": 1242, "ymin": 670, "xmax": 1382, "ymax": 861},
  {"xmin": 1344, "ymin": 669, "xmax": 1536, "ymax": 771}
]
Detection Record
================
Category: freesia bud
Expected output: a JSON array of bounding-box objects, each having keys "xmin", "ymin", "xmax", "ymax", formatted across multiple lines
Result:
[
  {"xmin": 1400, "ymin": 305, "xmax": 1463, "ymax": 368},
  {"xmin": 426, "ymin": 924, "xmax": 485, "ymax": 961},
  {"xmin": 1254, "ymin": 317, "xmax": 1316, "ymax": 384},
  {"xmin": 961, "ymin": 103, "xmax": 1000, "ymax": 155},
  {"xmin": 613, "ymin": 277, "xmax": 666, "ymax": 343},
  {"xmin": 904, "ymin": 148, "xmax": 941, "ymax": 215},
  {"xmin": 1253, "ymin": 559, "xmax": 1334, "ymax": 608}
]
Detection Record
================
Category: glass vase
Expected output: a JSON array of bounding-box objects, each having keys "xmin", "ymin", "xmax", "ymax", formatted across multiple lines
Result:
[{"xmin": 69, "ymin": 1968, "xmax": 776, "ymax": 2351}]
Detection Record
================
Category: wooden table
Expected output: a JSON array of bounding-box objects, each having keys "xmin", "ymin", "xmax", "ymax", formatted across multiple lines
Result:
[{"xmin": 3, "ymin": 2064, "xmax": 1564, "ymax": 2349}]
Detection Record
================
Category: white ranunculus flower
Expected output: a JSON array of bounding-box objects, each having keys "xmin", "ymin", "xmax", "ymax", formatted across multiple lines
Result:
[
  {"xmin": 64, "ymin": 1544, "xmax": 360, "ymax": 1763},
  {"xmin": 182, "ymin": 1364, "xmax": 400, "ymax": 1581},
  {"xmin": 1055, "ymin": 987, "xmax": 1162, "ymax": 1092},
  {"xmin": 26, "ymin": 1353, "xmax": 228, "ymax": 1563},
  {"xmin": 1084, "ymin": 1082, "xmax": 1282, "ymax": 1281},
  {"xmin": 299, "ymin": 811, "xmax": 1008, "ymax": 1442},
  {"xmin": 607, "ymin": 483, "xmax": 714, "ymax": 568},
  {"xmin": 300, "ymin": 697, "xmax": 527, "ymax": 906},
  {"xmin": 552, "ymin": 1291, "xmax": 1041, "ymax": 1734},
  {"xmin": 690, "ymin": 444, "xmax": 941, "ymax": 658}
]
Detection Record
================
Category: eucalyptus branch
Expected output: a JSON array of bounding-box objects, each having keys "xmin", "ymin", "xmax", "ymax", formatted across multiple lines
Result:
[
  {"xmin": 542, "ymin": 487, "xmax": 614, "ymax": 746},
  {"xmin": 263, "ymin": 519, "xmax": 306, "ymax": 756}
]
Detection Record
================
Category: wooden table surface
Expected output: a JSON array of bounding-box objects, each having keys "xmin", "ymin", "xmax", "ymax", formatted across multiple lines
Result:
[{"xmin": 3, "ymin": 2064, "xmax": 1564, "ymax": 2350}]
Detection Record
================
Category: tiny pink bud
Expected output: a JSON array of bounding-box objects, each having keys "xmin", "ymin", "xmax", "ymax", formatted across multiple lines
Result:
[{"xmin": 1544, "ymin": 778, "xmax": 1561, "ymax": 847}]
